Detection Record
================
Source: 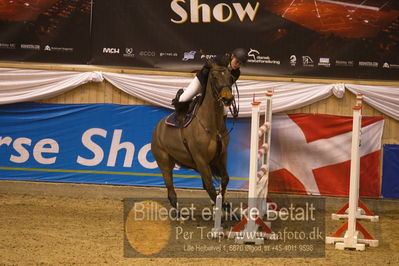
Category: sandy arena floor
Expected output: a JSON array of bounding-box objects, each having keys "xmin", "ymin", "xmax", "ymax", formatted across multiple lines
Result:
[{"xmin": 0, "ymin": 181, "xmax": 398, "ymax": 265}]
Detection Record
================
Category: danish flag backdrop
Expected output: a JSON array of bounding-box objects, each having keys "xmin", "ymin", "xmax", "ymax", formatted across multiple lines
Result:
[{"xmin": 268, "ymin": 114, "xmax": 384, "ymax": 198}]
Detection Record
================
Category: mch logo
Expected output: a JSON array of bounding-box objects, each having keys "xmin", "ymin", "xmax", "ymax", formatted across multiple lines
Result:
[{"xmin": 103, "ymin": 48, "xmax": 120, "ymax": 54}]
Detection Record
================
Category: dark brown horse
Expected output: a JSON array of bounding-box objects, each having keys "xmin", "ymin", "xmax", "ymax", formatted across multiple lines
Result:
[{"xmin": 151, "ymin": 61, "xmax": 235, "ymax": 209}]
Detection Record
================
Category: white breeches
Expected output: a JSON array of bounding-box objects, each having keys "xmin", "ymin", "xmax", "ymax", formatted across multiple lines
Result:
[
  {"xmin": 179, "ymin": 76, "xmax": 202, "ymax": 102},
  {"xmin": 179, "ymin": 76, "xmax": 230, "ymax": 115}
]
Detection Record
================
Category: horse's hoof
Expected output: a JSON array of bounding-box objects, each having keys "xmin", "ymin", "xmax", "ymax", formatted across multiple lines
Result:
[{"xmin": 177, "ymin": 216, "xmax": 187, "ymax": 224}]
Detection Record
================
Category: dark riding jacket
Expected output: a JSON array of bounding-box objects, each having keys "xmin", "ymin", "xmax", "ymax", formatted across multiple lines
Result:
[{"xmin": 196, "ymin": 54, "xmax": 241, "ymax": 88}]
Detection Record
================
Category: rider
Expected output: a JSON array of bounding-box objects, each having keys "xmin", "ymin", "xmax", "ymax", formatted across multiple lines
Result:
[{"xmin": 172, "ymin": 48, "xmax": 248, "ymax": 115}]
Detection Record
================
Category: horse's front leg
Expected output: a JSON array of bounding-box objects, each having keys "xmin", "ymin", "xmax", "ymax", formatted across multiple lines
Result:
[
  {"xmin": 194, "ymin": 159, "xmax": 218, "ymax": 204},
  {"xmin": 215, "ymin": 161, "xmax": 230, "ymax": 212},
  {"xmin": 162, "ymin": 168, "xmax": 178, "ymax": 210},
  {"xmin": 152, "ymin": 146, "xmax": 178, "ymax": 209}
]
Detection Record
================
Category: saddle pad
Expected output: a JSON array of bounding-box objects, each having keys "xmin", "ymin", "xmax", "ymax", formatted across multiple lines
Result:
[
  {"xmin": 165, "ymin": 112, "xmax": 195, "ymax": 128},
  {"xmin": 165, "ymin": 98, "xmax": 200, "ymax": 128}
]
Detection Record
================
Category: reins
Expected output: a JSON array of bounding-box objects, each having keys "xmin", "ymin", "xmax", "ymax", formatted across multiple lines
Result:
[
  {"xmin": 207, "ymin": 75, "xmax": 239, "ymax": 139},
  {"xmin": 224, "ymin": 81, "xmax": 240, "ymax": 137},
  {"xmin": 230, "ymin": 81, "xmax": 239, "ymax": 118}
]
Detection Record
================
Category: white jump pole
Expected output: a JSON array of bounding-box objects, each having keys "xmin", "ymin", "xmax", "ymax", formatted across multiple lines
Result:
[
  {"xmin": 258, "ymin": 90, "xmax": 273, "ymax": 218},
  {"xmin": 234, "ymin": 100, "xmax": 263, "ymax": 244},
  {"xmin": 340, "ymin": 95, "xmax": 363, "ymax": 250},
  {"xmin": 326, "ymin": 94, "xmax": 379, "ymax": 250},
  {"xmin": 211, "ymin": 194, "xmax": 223, "ymax": 237},
  {"xmin": 232, "ymin": 91, "xmax": 275, "ymax": 245},
  {"xmin": 212, "ymin": 91, "xmax": 273, "ymax": 239},
  {"xmin": 330, "ymin": 94, "xmax": 379, "ymax": 222}
]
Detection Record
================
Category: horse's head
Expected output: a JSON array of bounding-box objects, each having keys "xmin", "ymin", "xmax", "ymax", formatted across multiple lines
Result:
[{"xmin": 208, "ymin": 61, "xmax": 234, "ymax": 106}]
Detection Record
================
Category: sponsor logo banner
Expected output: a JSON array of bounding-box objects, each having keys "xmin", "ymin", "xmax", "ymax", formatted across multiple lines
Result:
[
  {"xmin": 0, "ymin": 103, "xmax": 383, "ymax": 198},
  {"xmin": 89, "ymin": 0, "xmax": 399, "ymax": 80},
  {"xmin": 0, "ymin": 0, "xmax": 91, "ymax": 63},
  {"xmin": 0, "ymin": 103, "xmax": 249, "ymax": 190},
  {"xmin": 1, "ymin": 0, "xmax": 398, "ymax": 79}
]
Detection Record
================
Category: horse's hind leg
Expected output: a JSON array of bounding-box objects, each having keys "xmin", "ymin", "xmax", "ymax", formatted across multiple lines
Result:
[
  {"xmin": 212, "ymin": 154, "xmax": 230, "ymax": 209},
  {"xmin": 202, "ymin": 174, "xmax": 218, "ymax": 204}
]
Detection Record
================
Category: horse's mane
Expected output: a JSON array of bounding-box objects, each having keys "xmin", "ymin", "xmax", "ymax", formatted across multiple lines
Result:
[{"xmin": 198, "ymin": 64, "xmax": 228, "ymax": 106}]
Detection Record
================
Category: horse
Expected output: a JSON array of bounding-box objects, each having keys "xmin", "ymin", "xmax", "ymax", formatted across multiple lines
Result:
[{"xmin": 151, "ymin": 60, "xmax": 235, "ymax": 210}]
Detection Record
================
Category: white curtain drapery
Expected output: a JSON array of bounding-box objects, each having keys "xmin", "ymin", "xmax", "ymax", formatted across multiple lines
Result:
[
  {"xmin": 1, "ymin": 67, "xmax": 398, "ymax": 120},
  {"xmin": 0, "ymin": 67, "xmax": 103, "ymax": 104},
  {"xmin": 346, "ymin": 84, "xmax": 399, "ymax": 123},
  {"xmin": 102, "ymin": 72, "xmax": 344, "ymax": 116}
]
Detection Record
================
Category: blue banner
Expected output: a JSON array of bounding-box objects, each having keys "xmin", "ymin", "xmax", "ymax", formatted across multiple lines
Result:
[
  {"xmin": 0, "ymin": 103, "xmax": 251, "ymax": 190},
  {"xmin": 382, "ymin": 144, "xmax": 399, "ymax": 199}
]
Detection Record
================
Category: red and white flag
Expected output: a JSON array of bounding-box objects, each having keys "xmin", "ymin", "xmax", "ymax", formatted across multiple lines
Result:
[{"xmin": 268, "ymin": 113, "xmax": 384, "ymax": 198}]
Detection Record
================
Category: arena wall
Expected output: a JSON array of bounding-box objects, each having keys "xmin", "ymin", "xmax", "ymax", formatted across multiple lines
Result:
[{"xmin": 35, "ymin": 69, "xmax": 399, "ymax": 146}]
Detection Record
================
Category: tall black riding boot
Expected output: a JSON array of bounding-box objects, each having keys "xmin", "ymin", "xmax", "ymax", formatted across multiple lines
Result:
[{"xmin": 172, "ymin": 89, "xmax": 191, "ymax": 124}]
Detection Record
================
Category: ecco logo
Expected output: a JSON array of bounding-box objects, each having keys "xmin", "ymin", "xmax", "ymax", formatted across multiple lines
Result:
[
  {"xmin": 103, "ymin": 48, "xmax": 120, "ymax": 54},
  {"xmin": 139, "ymin": 51, "xmax": 156, "ymax": 56}
]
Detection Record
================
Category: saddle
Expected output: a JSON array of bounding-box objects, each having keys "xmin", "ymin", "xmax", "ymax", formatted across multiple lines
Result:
[{"xmin": 165, "ymin": 96, "xmax": 201, "ymax": 128}]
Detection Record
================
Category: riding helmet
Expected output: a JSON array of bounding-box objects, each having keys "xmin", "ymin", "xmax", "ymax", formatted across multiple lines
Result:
[{"xmin": 232, "ymin": 48, "xmax": 249, "ymax": 65}]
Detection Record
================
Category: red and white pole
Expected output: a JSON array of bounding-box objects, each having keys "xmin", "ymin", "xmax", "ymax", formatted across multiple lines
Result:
[{"xmin": 326, "ymin": 94, "xmax": 379, "ymax": 250}]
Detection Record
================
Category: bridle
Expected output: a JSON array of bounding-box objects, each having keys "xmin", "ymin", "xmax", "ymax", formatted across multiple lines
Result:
[
  {"xmin": 208, "ymin": 68, "xmax": 240, "ymax": 137},
  {"xmin": 209, "ymin": 68, "xmax": 239, "ymax": 117}
]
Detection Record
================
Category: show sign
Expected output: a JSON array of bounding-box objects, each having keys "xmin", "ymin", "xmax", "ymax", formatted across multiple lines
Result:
[
  {"xmin": 170, "ymin": 0, "xmax": 260, "ymax": 23},
  {"xmin": 90, "ymin": 0, "xmax": 399, "ymax": 80}
]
